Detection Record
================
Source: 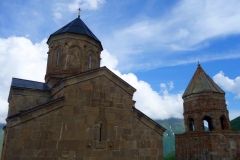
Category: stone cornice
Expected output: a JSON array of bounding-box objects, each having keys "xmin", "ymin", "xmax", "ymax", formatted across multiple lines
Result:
[
  {"xmin": 132, "ymin": 107, "xmax": 166, "ymax": 136},
  {"xmin": 50, "ymin": 67, "xmax": 136, "ymax": 97}
]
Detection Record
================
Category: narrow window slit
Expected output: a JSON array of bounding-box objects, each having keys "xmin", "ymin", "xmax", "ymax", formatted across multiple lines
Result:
[{"xmin": 99, "ymin": 123, "xmax": 102, "ymax": 142}]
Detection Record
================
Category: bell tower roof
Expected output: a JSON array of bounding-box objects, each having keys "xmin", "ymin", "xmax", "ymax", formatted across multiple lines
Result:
[
  {"xmin": 182, "ymin": 64, "xmax": 224, "ymax": 98},
  {"xmin": 47, "ymin": 17, "xmax": 101, "ymax": 46}
]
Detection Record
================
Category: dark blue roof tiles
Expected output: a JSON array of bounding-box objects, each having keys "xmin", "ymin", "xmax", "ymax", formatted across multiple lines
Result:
[
  {"xmin": 49, "ymin": 17, "xmax": 100, "ymax": 42},
  {"xmin": 11, "ymin": 78, "xmax": 50, "ymax": 91},
  {"xmin": 11, "ymin": 78, "xmax": 25, "ymax": 88}
]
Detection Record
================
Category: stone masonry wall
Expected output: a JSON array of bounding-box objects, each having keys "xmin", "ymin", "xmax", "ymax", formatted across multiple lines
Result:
[
  {"xmin": 8, "ymin": 88, "xmax": 50, "ymax": 117},
  {"xmin": 183, "ymin": 93, "xmax": 230, "ymax": 132},
  {"xmin": 176, "ymin": 131, "xmax": 240, "ymax": 160},
  {"xmin": 4, "ymin": 106, "xmax": 163, "ymax": 159},
  {"xmin": 45, "ymin": 34, "xmax": 102, "ymax": 81},
  {"xmin": 3, "ymin": 75, "xmax": 164, "ymax": 160}
]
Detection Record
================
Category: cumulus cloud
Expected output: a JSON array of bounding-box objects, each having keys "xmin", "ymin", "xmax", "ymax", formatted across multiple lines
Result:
[
  {"xmin": 0, "ymin": 37, "xmax": 48, "ymax": 123},
  {"xmin": 101, "ymin": 50, "xmax": 183, "ymax": 120},
  {"xmin": 0, "ymin": 38, "xmax": 183, "ymax": 123},
  {"xmin": 53, "ymin": 0, "xmax": 105, "ymax": 20},
  {"xmin": 0, "ymin": 37, "xmax": 47, "ymax": 82},
  {"xmin": 100, "ymin": 49, "xmax": 118, "ymax": 69},
  {"xmin": 213, "ymin": 71, "xmax": 240, "ymax": 99}
]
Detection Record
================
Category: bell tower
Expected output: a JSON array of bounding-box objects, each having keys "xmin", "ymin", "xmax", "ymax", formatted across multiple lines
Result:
[
  {"xmin": 45, "ymin": 15, "xmax": 103, "ymax": 86},
  {"xmin": 175, "ymin": 64, "xmax": 240, "ymax": 160},
  {"xmin": 182, "ymin": 63, "xmax": 230, "ymax": 132}
]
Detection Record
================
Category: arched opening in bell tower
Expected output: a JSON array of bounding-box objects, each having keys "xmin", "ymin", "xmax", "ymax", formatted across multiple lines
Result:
[
  {"xmin": 202, "ymin": 115, "xmax": 213, "ymax": 131},
  {"xmin": 220, "ymin": 115, "xmax": 228, "ymax": 130},
  {"xmin": 188, "ymin": 117, "xmax": 195, "ymax": 131}
]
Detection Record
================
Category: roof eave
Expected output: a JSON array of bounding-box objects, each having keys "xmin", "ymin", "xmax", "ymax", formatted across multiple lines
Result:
[
  {"xmin": 47, "ymin": 33, "xmax": 103, "ymax": 50},
  {"xmin": 182, "ymin": 91, "xmax": 225, "ymax": 98}
]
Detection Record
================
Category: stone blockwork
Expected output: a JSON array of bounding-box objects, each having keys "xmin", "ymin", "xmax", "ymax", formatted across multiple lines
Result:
[
  {"xmin": 8, "ymin": 88, "xmax": 50, "ymax": 117},
  {"xmin": 4, "ymin": 107, "xmax": 164, "ymax": 159},
  {"xmin": 45, "ymin": 33, "xmax": 102, "ymax": 83},
  {"xmin": 175, "ymin": 64, "xmax": 240, "ymax": 160},
  {"xmin": 183, "ymin": 92, "xmax": 230, "ymax": 132},
  {"xmin": 2, "ymin": 67, "xmax": 165, "ymax": 160},
  {"xmin": 176, "ymin": 131, "xmax": 240, "ymax": 159},
  {"xmin": 2, "ymin": 16, "xmax": 166, "ymax": 160}
]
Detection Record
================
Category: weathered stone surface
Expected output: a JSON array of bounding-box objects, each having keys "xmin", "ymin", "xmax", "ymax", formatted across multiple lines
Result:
[
  {"xmin": 8, "ymin": 88, "xmax": 50, "ymax": 116},
  {"xmin": 2, "ymin": 69, "xmax": 165, "ymax": 160},
  {"xmin": 176, "ymin": 131, "xmax": 240, "ymax": 160},
  {"xmin": 176, "ymin": 65, "xmax": 240, "ymax": 160},
  {"xmin": 1, "ymin": 17, "xmax": 166, "ymax": 160}
]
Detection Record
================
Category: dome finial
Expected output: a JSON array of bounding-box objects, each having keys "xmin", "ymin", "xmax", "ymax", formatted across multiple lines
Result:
[
  {"xmin": 197, "ymin": 61, "xmax": 201, "ymax": 68},
  {"xmin": 78, "ymin": 8, "xmax": 82, "ymax": 18}
]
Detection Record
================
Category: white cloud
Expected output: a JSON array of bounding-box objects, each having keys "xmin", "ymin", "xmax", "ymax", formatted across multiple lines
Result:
[
  {"xmin": 168, "ymin": 81, "xmax": 174, "ymax": 90},
  {"xmin": 68, "ymin": 0, "xmax": 105, "ymax": 12},
  {"xmin": 53, "ymin": 12, "xmax": 62, "ymax": 21},
  {"xmin": 0, "ymin": 92, "xmax": 8, "ymax": 123},
  {"xmin": 105, "ymin": 0, "xmax": 240, "ymax": 70},
  {"xmin": 0, "ymin": 38, "xmax": 183, "ymax": 123},
  {"xmin": 52, "ymin": 0, "xmax": 105, "ymax": 20},
  {"xmin": 100, "ymin": 49, "xmax": 118, "ymax": 69},
  {"xmin": 0, "ymin": 37, "xmax": 47, "ymax": 82},
  {"xmin": 101, "ymin": 50, "xmax": 183, "ymax": 120},
  {"xmin": 213, "ymin": 71, "xmax": 240, "ymax": 99},
  {"xmin": 0, "ymin": 36, "xmax": 48, "ymax": 123}
]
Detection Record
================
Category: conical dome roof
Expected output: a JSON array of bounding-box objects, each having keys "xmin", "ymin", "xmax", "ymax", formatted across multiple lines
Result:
[
  {"xmin": 182, "ymin": 64, "xmax": 224, "ymax": 98},
  {"xmin": 47, "ymin": 17, "xmax": 102, "ymax": 47}
]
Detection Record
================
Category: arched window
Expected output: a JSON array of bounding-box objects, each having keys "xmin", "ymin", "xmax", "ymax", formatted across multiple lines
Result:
[
  {"xmin": 220, "ymin": 115, "xmax": 228, "ymax": 130},
  {"xmin": 202, "ymin": 115, "xmax": 213, "ymax": 131},
  {"xmin": 89, "ymin": 54, "xmax": 92, "ymax": 68},
  {"xmin": 53, "ymin": 46, "xmax": 62, "ymax": 67},
  {"xmin": 188, "ymin": 118, "xmax": 195, "ymax": 131}
]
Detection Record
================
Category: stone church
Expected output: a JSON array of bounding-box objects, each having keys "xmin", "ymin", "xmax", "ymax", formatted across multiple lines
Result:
[
  {"xmin": 175, "ymin": 64, "xmax": 240, "ymax": 159},
  {"xmin": 1, "ymin": 15, "xmax": 166, "ymax": 159}
]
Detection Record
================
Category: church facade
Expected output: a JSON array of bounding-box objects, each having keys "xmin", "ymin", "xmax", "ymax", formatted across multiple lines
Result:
[
  {"xmin": 1, "ymin": 16, "xmax": 166, "ymax": 159},
  {"xmin": 175, "ymin": 64, "xmax": 240, "ymax": 159}
]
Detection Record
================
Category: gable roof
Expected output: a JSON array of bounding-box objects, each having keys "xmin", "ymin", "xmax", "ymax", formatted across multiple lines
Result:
[
  {"xmin": 11, "ymin": 78, "xmax": 50, "ymax": 91},
  {"xmin": 182, "ymin": 64, "xmax": 224, "ymax": 98},
  {"xmin": 51, "ymin": 66, "xmax": 136, "ymax": 96},
  {"xmin": 48, "ymin": 17, "xmax": 101, "ymax": 44},
  {"xmin": 132, "ymin": 107, "xmax": 166, "ymax": 135}
]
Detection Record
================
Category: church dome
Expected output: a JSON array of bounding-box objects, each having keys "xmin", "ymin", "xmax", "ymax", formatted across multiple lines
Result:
[
  {"xmin": 47, "ymin": 17, "xmax": 102, "ymax": 49},
  {"xmin": 45, "ymin": 16, "xmax": 103, "ymax": 84}
]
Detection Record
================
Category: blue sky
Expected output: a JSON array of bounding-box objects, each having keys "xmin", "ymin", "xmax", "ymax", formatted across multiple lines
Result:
[{"xmin": 0, "ymin": 0, "xmax": 240, "ymax": 122}]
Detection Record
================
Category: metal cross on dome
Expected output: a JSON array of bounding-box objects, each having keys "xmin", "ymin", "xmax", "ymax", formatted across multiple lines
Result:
[
  {"xmin": 197, "ymin": 61, "xmax": 201, "ymax": 67},
  {"xmin": 78, "ymin": 8, "xmax": 82, "ymax": 18}
]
